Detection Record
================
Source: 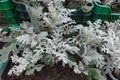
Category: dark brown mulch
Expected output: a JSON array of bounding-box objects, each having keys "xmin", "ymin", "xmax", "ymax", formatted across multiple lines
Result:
[
  {"xmin": 0, "ymin": 18, "xmax": 7, "ymax": 25},
  {"xmin": 0, "ymin": 42, "xmax": 6, "ymax": 49},
  {"xmin": 111, "ymin": 2, "xmax": 120, "ymax": 13},
  {"xmin": 0, "ymin": 11, "xmax": 8, "ymax": 28},
  {"xmin": 7, "ymin": 64, "xmax": 85, "ymax": 80},
  {"xmin": 113, "ymin": 73, "xmax": 120, "ymax": 80}
]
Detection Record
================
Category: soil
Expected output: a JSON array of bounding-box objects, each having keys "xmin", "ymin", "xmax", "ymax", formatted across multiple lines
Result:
[
  {"xmin": 111, "ymin": 2, "xmax": 120, "ymax": 13},
  {"xmin": 6, "ymin": 63, "xmax": 85, "ymax": 80},
  {"xmin": 0, "ymin": 42, "xmax": 6, "ymax": 49},
  {"xmin": 0, "ymin": 11, "xmax": 8, "ymax": 28},
  {"xmin": 113, "ymin": 73, "xmax": 120, "ymax": 80}
]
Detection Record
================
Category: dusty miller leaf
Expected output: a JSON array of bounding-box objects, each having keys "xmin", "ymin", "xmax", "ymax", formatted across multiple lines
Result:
[
  {"xmin": 25, "ymin": 64, "xmax": 44, "ymax": 75},
  {"xmin": 41, "ymin": 53, "xmax": 53, "ymax": 66},
  {"xmin": 88, "ymin": 68, "xmax": 106, "ymax": 80},
  {"xmin": 25, "ymin": 68, "xmax": 35, "ymax": 75},
  {"xmin": 0, "ymin": 43, "xmax": 18, "ymax": 61}
]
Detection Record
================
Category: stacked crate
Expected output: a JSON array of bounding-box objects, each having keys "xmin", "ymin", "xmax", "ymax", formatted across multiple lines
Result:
[{"xmin": 0, "ymin": 0, "xmax": 17, "ymax": 25}]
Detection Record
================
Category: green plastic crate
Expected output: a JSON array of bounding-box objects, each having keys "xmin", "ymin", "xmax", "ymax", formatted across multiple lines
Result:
[
  {"xmin": 0, "ymin": 0, "xmax": 13, "ymax": 10},
  {"xmin": 1, "ymin": 6, "xmax": 16, "ymax": 18},
  {"xmin": 92, "ymin": 1, "xmax": 120, "ymax": 22},
  {"xmin": 6, "ymin": 15, "xmax": 17, "ymax": 24},
  {"xmin": 0, "ymin": 11, "xmax": 17, "ymax": 24},
  {"xmin": 0, "ymin": 0, "xmax": 18, "ymax": 24},
  {"xmin": 111, "ymin": 13, "xmax": 120, "ymax": 21}
]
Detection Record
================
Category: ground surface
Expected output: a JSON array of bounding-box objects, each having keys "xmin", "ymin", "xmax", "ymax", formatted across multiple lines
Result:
[
  {"xmin": 112, "ymin": 2, "xmax": 120, "ymax": 13},
  {"xmin": 7, "ymin": 63, "xmax": 85, "ymax": 80},
  {"xmin": 0, "ymin": 12, "xmax": 8, "ymax": 28}
]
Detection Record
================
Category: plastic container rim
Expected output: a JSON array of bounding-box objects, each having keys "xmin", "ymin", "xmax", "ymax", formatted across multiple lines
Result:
[
  {"xmin": 12, "ymin": 0, "xmax": 28, "ymax": 8},
  {"xmin": 15, "ymin": 7, "xmax": 28, "ymax": 12},
  {"xmin": 94, "ymin": 1, "xmax": 111, "ymax": 9},
  {"xmin": 0, "ymin": 0, "xmax": 10, "ymax": 2}
]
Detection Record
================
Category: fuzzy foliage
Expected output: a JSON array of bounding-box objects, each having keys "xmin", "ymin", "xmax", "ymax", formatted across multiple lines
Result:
[{"xmin": 0, "ymin": 0, "xmax": 120, "ymax": 80}]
